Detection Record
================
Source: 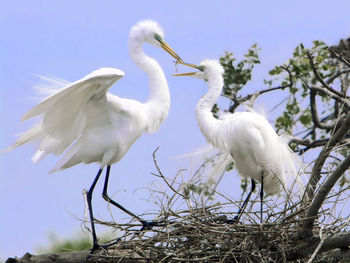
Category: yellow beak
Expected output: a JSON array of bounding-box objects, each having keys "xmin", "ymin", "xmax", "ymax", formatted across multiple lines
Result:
[
  {"xmin": 180, "ymin": 62, "xmax": 201, "ymax": 70},
  {"xmin": 172, "ymin": 72, "xmax": 197, "ymax": 77},
  {"xmin": 172, "ymin": 62, "xmax": 202, "ymax": 76},
  {"xmin": 159, "ymin": 40, "xmax": 184, "ymax": 64}
]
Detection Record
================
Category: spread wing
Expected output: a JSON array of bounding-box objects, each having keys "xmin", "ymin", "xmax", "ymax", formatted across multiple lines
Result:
[{"xmin": 8, "ymin": 68, "xmax": 125, "ymax": 159}]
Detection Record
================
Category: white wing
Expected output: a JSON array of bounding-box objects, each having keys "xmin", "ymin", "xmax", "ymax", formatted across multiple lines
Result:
[{"xmin": 9, "ymin": 68, "xmax": 125, "ymax": 160}]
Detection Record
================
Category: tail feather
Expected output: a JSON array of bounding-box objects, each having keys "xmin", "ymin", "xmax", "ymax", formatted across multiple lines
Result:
[
  {"xmin": 32, "ymin": 150, "xmax": 46, "ymax": 163},
  {"xmin": 49, "ymin": 141, "xmax": 82, "ymax": 173},
  {"xmin": 278, "ymin": 136, "xmax": 305, "ymax": 198},
  {"xmin": 4, "ymin": 124, "xmax": 42, "ymax": 152}
]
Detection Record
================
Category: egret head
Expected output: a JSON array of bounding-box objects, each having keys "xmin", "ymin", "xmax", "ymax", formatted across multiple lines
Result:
[
  {"xmin": 173, "ymin": 59, "xmax": 224, "ymax": 81},
  {"xmin": 130, "ymin": 20, "xmax": 183, "ymax": 63}
]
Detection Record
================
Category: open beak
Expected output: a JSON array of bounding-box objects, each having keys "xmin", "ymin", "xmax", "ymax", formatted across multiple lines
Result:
[
  {"xmin": 180, "ymin": 62, "xmax": 200, "ymax": 70},
  {"xmin": 172, "ymin": 71, "xmax": 197, "ymax": 77},
  {"xmin": 159, "ymin": 40, "xmax": 184, "ymax": 64},
  {"xmin": 172, "ymin": 63, "xmax": 201, "ymax": 77}
]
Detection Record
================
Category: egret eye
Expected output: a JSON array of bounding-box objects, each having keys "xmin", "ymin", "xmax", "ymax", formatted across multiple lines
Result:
[
  {"xmin": 197, "ymin": 65, "xmax": 206, "ymax": 72},
  {"xmin": 154, "ymin": 33, "xmax": 162, "ymax": 42}
]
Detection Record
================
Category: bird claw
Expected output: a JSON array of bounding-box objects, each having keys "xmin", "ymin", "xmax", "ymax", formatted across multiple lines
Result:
[
  {"xmin": 225, "ymin": 216, "xmax": 239, "ymax": 224},
  {"xmin": 140, "ymin": 220, "xmax": 171, "ymax": 231},
  {"xmin": 87, "ymin": 238, "xmax": 121, "ymax": 258}
]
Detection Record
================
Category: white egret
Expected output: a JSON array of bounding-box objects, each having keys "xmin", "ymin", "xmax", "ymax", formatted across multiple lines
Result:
[
  {"xmin": 7, "ymin": 20, "xmax": 183, "ymax": 253},
  {"xmin": 175, "ymin": 59, "xmax": 300, "ymax": 222}
]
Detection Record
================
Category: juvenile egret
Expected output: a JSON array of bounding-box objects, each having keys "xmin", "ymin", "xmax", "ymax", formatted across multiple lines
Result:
[
  {"xmin": 8, "ymin": 20, "xmax": 183, "ymax": 253},
  {"xmin": 175, "ymin": 59, "xmax": 300, "ymax": 222}
]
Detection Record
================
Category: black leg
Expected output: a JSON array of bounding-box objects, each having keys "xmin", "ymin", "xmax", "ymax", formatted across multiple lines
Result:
[
  {"xmin": 87, "ymin": 168, "xmax": 103, "ymax": 255},
  {"xmin": 102, "ymin": 165, "xmax": 166, "ymax": 231},
  {"xmin": 227, "ymin": 178, "xmax": 256, "ymax": 223},
  {"xmin": 260, "ymin": 172, "xmax": 264, "ymax": 223}
]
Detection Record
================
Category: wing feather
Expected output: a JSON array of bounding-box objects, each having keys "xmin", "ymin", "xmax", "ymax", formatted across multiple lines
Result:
[{"xmin": 10, "ymin": 67, "xmax": 125, "ymax": 158}]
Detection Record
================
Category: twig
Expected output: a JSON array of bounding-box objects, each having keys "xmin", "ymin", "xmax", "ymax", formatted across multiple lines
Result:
[
  {"xmin": 307, "ymin": 112, "xmax": 350, "ymax": 199},
  {"xmin": 307, "ymin": 226, "xmax": 325, "ymax": 263},
  {"xmin": 304, "ymin": 153, "xmax": 350, "ymax": 231},
  {"xmin": 309, "ymin": 89, "xmax": 334, "ymax": 129},
  {"xmin": 152, "ymin": 147, "xmax": 185, "ymax": 198},
  {"xmin": 311, "ymin": 86, "xmax": 350, "ymax": 108},
  {"xmin": 307, "ymin": 51, "xmax": 346, "ymax": 98},
  {"xmin": 327, "ymin": 69, "xmax": 350, "ymax": 84},
  {"xmin": 225, "ymin": 66, "xmax": 294, "ymax": 112},
  {"xmin": 329, "ymin": 47, "xmax": 350, "ymax": 68}
]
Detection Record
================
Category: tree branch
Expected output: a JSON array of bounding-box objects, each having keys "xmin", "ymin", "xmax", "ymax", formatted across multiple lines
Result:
[
  {"xmin": 6, "ymin": 250, "xmax": 146, "ymax": 263},
  {"xmin": 328, "ymin": 248, "xmax": 350, "ymax": 263},
  {"xmin": 306, "ymin": 112, "xmax": 350, "ymax": 199},
  {"xmin": 289, "ymin": 136, "xmax": 311, "ymax": 146},
  {"xmin": 227, "ymin": 66, "xmax": 293, "ymax": 112},
  {"xmin": 321, "ymin": 233, "xmax": 350, "ymax": 251},
  {"xmin": 310, "ymin": 89, "xmax": 334, "ymax": 129},
  {"xmin": 151, "ymin": 147, "xmax": 185, "ymax": 198},
  {"xmin": 327, "ymin": 69, "xmax": 350, "ymax": 84},
  {"xmin": 303, "ymin": 153, "xmax": 350, "ymax": 231},
  {"xmin": 329, "ymin": 47, "xmax": 350, "ymax": 68},
  {"xmin": 310, "ymin": 86, "xmax": 350, "ymax": 108},
  {"xmin": 307, "ymin": 52, "xmax": 346, "ymax": 98},
  {"xmin": 299, "ymin": 139, "xmax": 331, "ymax": 154},
  {"xmin": 286, "ymin": 232, "xmax": 350, "ymax": 261}
]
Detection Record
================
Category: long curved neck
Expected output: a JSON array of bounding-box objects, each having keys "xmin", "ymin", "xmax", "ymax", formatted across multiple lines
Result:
[
  {"xmin": 196, "ymin": 75, "xmax": 224, "ymax": 149},
  {"xmin": 129, "ymin": 38, "xmax": 170, "ymax": 133}
]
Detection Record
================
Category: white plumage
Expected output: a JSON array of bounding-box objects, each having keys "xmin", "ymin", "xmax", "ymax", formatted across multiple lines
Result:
[
  {"xmin": 176, "ymin": 59, "xmax": 301, "ymax": 220},
  {"xmin": 202, "ymin": 110, "xmax": 294, "ymax": 194},
  {"xmin": 8, "ymin": 20, "xmax": 183, "ymax": 253},
  {"xmin": 9, "ymin": 21, "xmax": 180, "ymax": 172}
]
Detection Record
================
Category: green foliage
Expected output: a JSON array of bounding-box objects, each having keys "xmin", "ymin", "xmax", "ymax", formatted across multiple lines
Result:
[
  {"xmin": 37, "ymin": 233, "xmax": 92, "ymax": 253},
  {"xmin": 194, "ymin": 38, "xmax": 350, "ymax": 197},
  {"xmin": 219, "ymin": 44, "xmax": 261, "ymax": 97},
  {"xmin": 270, "ymin": 41, "xmax": 338, "ymax": 135},
  {"xmin": 184, "ymin": 158, "xmax": 234, "ymax": 200},
  {"xmin": 185, "ymin": 180, "xmax": 216, "ymax": 200}
]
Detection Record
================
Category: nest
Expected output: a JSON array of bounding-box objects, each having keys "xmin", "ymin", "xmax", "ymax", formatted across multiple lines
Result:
[
  {"xmin": 90, "ymin": 200, "xmax": 348, "ymax": 263},
  {"xmin": 86, "ymin": 150, "xmax": 349, "ymax": 263},
  {"xmin": 96, "ymin": 206, "xmax": 299, "ymax": 262}
]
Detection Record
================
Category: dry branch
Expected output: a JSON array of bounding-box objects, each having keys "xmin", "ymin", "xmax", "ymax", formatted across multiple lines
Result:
[
  {"xmin": 303, "ymin": 153, "xmax": 350, "ymax": 231},
  {"xmin": 307, "ymin": 112, "xmax": 350, "ymax": 199}
]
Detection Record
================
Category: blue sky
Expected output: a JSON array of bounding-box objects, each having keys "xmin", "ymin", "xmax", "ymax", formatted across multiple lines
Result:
[{"xmin": 1, "ymin": 0, "xmax": 349, "ymax": 260}]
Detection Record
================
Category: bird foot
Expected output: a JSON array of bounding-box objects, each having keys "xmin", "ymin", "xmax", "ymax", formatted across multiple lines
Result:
[
  {"xmin": 225, "ymin": 216, "xmax": 239, "ymax": 224},
  {"xmin": 140, "ymin": 220, "xmax": 170, "ymax": 231},
  {"xmin": 87, "ymin": 238, "xmax": 121, "ymax": 260}
]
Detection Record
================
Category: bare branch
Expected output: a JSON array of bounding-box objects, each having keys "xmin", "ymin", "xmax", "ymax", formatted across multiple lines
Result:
[
  {"xmin": 299, "ymin": 139, "xmax": 331, "ymax": 154},
  {"xmin": 327, "ymin": 69, "xmax": 350, "ymax": 84},
  {"xmin": 6, "ymin": 251, "xmax": 145, "ymax": 263},
  {"xmin": 307, "ymin": 226, "xmax": 325, "ymax": 263},
  {"xmin": 307, "ymin": 51, "xmax": 346, "ymax": 98},
  {"xmin": 329, "ymin": 47, "xmax": 350, "ymax": 68},
  {"xmin": 227, "ymin": 66, "xmax": 293, "ymax": 112},
  {"xmin": 152, "ymin": 147, "xmax": 185, "ymax": 198},
  {"xmin": 290, "ymin": 135, "xmax": 349, "ymax": 154},
  {"xmin": 307, "ymin": 112, "xmax": 350, "ymax": 199},
  {"xmin": 310, "ymin": 86, "xmax": 350, "ymax": 108},
  {"xmin": 303, "ymin": 153, "xmax": 350, "ymax": 231},
  {"xmin": 289, "ymin": 136, "xmax": 311, "ymax": 146},
  {"xmin": 310, "ymin": 89, "xmax": 334, "ymax": 129},
  {"xmin": 321, "ymin": 233, "xmax": 350, "ymax": 252}
]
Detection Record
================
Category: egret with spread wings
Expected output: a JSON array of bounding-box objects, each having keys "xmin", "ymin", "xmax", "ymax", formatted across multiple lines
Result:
[{"xmin": 8, "ymin": 20, "xmax": 183, "ymax": 253}]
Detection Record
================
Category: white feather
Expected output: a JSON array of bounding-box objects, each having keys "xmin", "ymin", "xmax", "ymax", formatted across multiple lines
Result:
[
  {"xmin": 7, "ymin": 19, "xmax": 178, "ymax": 173},
  {"xmin": 191, "ymin": 59, "xmax": 303, "ymax": 195}
]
